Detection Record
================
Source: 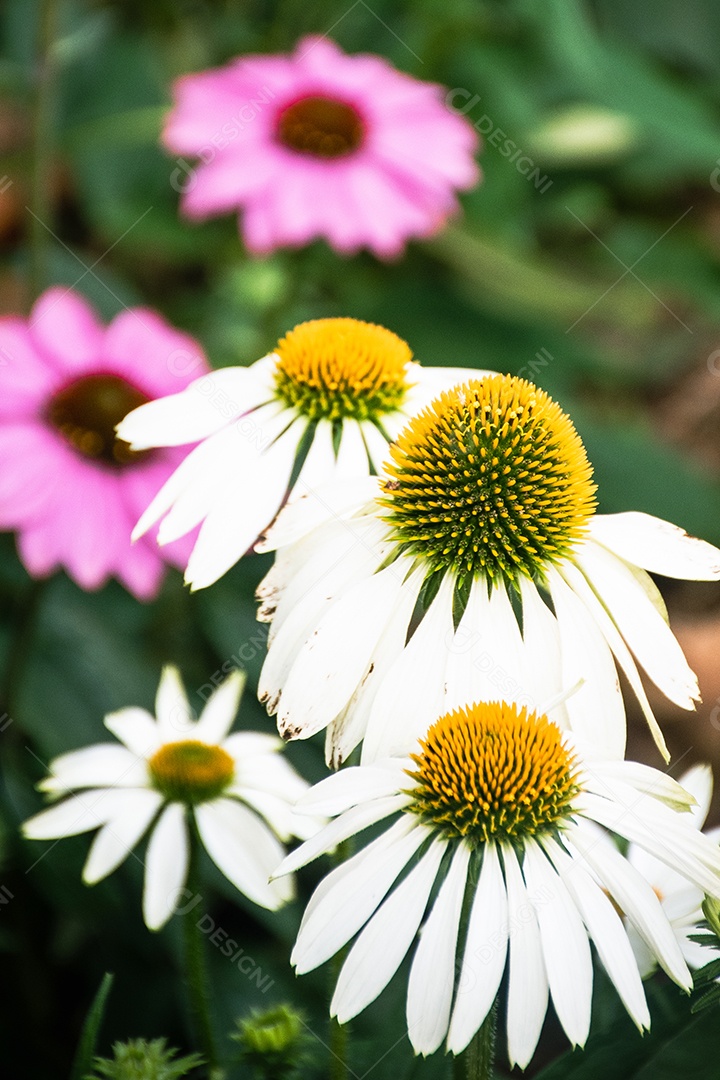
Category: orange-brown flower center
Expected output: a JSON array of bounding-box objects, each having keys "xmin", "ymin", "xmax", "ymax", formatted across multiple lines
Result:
[
  {"xmin": 277, "ymin": 95, "xmax": 365, "ymax": 159},
  {"xmin": 47, "ymin": 374, "xmax": 150, "ymax": 466},
  {"xmin": 148, "ymin": 740, "xmax": 235, "ymax": 804}
]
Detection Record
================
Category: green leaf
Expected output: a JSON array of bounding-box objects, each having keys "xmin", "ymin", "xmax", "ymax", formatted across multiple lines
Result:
[{"xmin": 70, "ymin": 972, "xmax": 114, "ymax": 1080}]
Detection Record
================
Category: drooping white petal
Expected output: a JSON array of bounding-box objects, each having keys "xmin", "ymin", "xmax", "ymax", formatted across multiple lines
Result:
[
  {"xmin": 333, "ymin": 419, "xmax": 371, "ymax": 479},
  {"xmin": 256, "ymin": 476, "xmax": 380, "ymax": 552},
  {"xmin": 195, "ymin": 798, "xmax": 292, "ymax": 910},
  {"xmin": 294, "ymin": 762, "xmax": 409, "ymax": 817},
  {"xmin": 448, "ymin": 843, "xmax": 508, "ymax": 1055},
  {"xmin": 546, "ymin": 566, "xmax": 626, "ymax": 760},
  {"xmin": 293, "ymin": 420, "xmax": 336, "ymax": 494},
  {"xmin": 331, "ymin": 839, "xmax": 445, "ymax": 1023},
  {"xmin": 522, "ymin": 840, "xmax": 592, "ymax": 1049},
  {"xmin": 567, "ymin": 822, "xmax": 691, "ymax": 989},
  {"xmin": 590, "ymin": 512, "xmax": 720, "ymax": 581},
  {"xmin": 407, "ymin": 842, "xmax": 471, "ymax": 1056},
  {"xmin": 276, "ymin": 563, "xmax": 408, "ymax": 743},
  {"xmin": 83, "ymin": 789, "xmax": 163, "ymax": 884},
  {"xmin": 542, "ymin": 836, "xmax": 650, "ymax": 1031},
  {"xmin": 679, "ymin": 763, "xmax": 713, "ymax": 828},
  {"xmin": 193, "ymin": 670, "xmax": 245, "ymax": 744},
  {"xmin": 576, "ymin": 541, "xmax": 699, "ymax": 710},
  {"xmin": 360, "ymin": 420, "xmax": 392, "ymax": 473},
  {"xmin": 38, "ymin": 744, "xmax": 149, "ymax": 794},
  {"xmin": 291, "ymin": 817, "xmax": 429, "ymax": 974},
  {"xmin": 143, "ymin": 803, "xmax": 189, "ymax": 930},
  {"xmin": 117, "ymin": 363, "xmax": 274, "ymax": 448},
  {"xmin": 185, "ymin": 425, "xmax": 300, "ymax": 590},
  {"xmin": 558, "ymin": 559, "xmax": 669, "ymax": 761},
  {"xmin": 328, "ymin": 566, "xmax": 424, "ymax": 767},
  {"xmin": 104, "ymin": 707, "xmax": 160, "ymax": 758},
  {"xmin": 155, "ymin": 665, "xmax": 193, "ymax": 742},
  {"xmin": 503, "ymin": 844, "xmax": 548, "ymax": 1070},
  {"xmin": 221, "ymin": 732, "xmax": 283, "ymax": 759},
  {"xmin": 275, "ymin": 794, "xmax": 411, "ymax": 877},
  {"xmin": 443, "ymin": 578, "xmax": 495, "ymax": 710},
  {"xmin": 361, "ymin": 573, "xmax": 455, "ymax": 763},
  {"xmin": 518, "ymin": 579, "xmax": 567, "ymax": 726}
]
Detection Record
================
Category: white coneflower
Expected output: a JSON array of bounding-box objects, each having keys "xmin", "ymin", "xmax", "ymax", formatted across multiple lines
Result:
[
  {"xmin": 274, "ymin": 699, "xmax": 720, "ymax": 1068},
  {"xmin": 23, "ymin": 666, "xmax": 317, "ymax": 929},
  {"xmin": 257, "ymin": 375, "xmax": 720, "ymax": 765},
  {"xmin": 116, "ymin": 318, "xmax": 488, "ymax": 589}
]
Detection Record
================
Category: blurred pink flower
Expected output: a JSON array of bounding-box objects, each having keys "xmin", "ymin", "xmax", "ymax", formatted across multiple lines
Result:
[
  {"xmin": 164, "ymin": 36, "xmax": 480, "ymax": 258},
  {"xmin": 0, "ymin": 287, "xmax": 209, "ymax": 599}
]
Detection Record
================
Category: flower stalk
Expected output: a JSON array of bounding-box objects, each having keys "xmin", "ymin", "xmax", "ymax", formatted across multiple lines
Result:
[
  {"xmin": 181, "ymin": 829, "xmax": 222, "ymax": 1080},
  {"xmin": 453, "ymin": 1003, "xmax": 496, "ymax": 1080},
  {"xmin": 30, "ymin": 0, "xmax": 58, "ymax": 304}
]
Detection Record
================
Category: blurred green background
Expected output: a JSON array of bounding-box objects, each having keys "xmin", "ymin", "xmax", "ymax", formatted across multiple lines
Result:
[{"xmin": 3, "ymin": 0, "xmax": 720, "ymax": 1075}]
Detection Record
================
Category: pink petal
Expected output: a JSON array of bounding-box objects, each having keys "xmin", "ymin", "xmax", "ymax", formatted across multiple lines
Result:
[
  {"xmin": 0, "ymin": 319, "xmax": 61, "ymax": 418},
  {"xmin": 100, "ymin": 308, "xmax": 209, "ymax": 398},
  {"xmin": 28, "ymin": 288, "xmax": 104, "ymax": 375}
]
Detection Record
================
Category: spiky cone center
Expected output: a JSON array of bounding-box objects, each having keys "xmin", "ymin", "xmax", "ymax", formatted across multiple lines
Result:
[
  {"xmin": 148, "ymin": 740, "xmax": 235, "ymax": 804},
  {"xmin": 405, "ymin": 701, "xmax": 580, "ymax": 845},
  {"xmin": 47, "ymin": 373, "xmax": 150, "ymax": 466},
  {"xmin": 380, "ymin": 375, "xmax": 597, "ymax": 587},
  {"xmin": 273, "ymin": 317, "xmax": 412, "ymax": 423},
  {"xmin": 277, "ymin": 95, "xmax": 365, "ymax": 158}
]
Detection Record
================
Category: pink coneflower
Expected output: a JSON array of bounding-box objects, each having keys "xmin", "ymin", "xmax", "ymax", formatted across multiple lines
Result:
[
  {"xmin": 0, "ymin": 287, "xmax": 209, "ymax": 599},
  {"xmin": 164, "ymin": 36, "xmax": 480, "ymax": 258}
]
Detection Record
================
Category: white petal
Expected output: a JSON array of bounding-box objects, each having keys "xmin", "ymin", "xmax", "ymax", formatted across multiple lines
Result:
[
  {"xmin": 503, "ymin": 843, "xmax": 548, "ymax": 1070},
  {"xmin": 293, "ymin": 420, "xmax": 336, "ymax": 493},
  {"xmin": 579, "ymin": 787, "xmax": 720, "ymax": 896},
  {"xmin": 448, "ymin": 843, "xmax": 508, "ymax": 1054},
  {"xmin": 543, "ymin": 836, "xmax": 650, "ymax": 1031},
  {"xmin": 234, "ymin": 754, "xmax": 308, "ymax": 802},
  {"xmin": 38, "ymin": 744, "xmax": 148, "ymax": 793},
  {"xmin": 256, "ymin": 476, "xmax": 380, "ymax": 552},
  {"xmin": 522, "ymin": 840, "xmax": 592, "ymax": 1048},
  {"xmin": 196, "ymin": 798, "xmax": 291, "ymax": 910},
  {"xmin": 361, "ymin": 573, "xmax": 455, "ymax": 763},
  {"xmin": 547, "ymin": 566, "xmax": 626, "ymax": 760},
  {"xmin": 327, "ymin": 565, "xmax": 423, "ymax": 767},
  {"xmin": 117, "ymin": 364, "xmax": 273, "ymax": 448},
  {"xmin": 23, "ymin": 788, "xmax": 138, "ymax": 840},
  {"xmin": 567, "ymin": 822, "xmax": 691, "ymax": 989},
  {"xmin": 221, "ymin": 731, "xmax": 283, "ymax": 758},
  {"xmin": 104, "ymin": 707, "xmax": 160, "ymax": 757},
  {"xmin": 407, "ymin": 842, "xmax": 471, "ymax": 1055},
  {"xmin": 275, "ymin": 794, "xmax": 411, "ymax": 877},
  {"xmin": 332, "ymin": 839, "xmax": 445, "ymax": 1023},
  {"xmin": 678, "ymin": 764, "xmax": 713, "ymax": 828},
  {"xmin": 291, "ymin": 817, "xmax": 428, "ymax": 974},
  {"xmin": 143, "ymin": 803, "xmax": 190, "ymax": 930},
  {"xmin": 83, "ymin": 789, "xmax": 163, "ymax": 884},
  {"xmin": 360, "ymin": 421, "xmax": 392, "ymax": 473},
  {"xmin": 185, "ymin": 426, "xmax": 299, "ymax": 589},
  {"xmin": 577, "ymin": 541, "xmax": 699, "ymax": 710},
  {"xmin": 558, "ymin": 559, "xmax": 669, "ymax": 761},
  {"xmin": 334, "ymin": 419, "xmax": 371, "ymax": 479},
  {"xmin": 193, "ymin": 670, "xmax": 245, "ymax": 744},
  {"xmin": 155, "ymin": 665, "xmax": 193, "ymax": 741},
  {"xmin": 276, "ymin": 563, "xmax": 408, "ymax": 742},
  {"xmin": 590, "ymin": 512, "xmax": 720, "ymax": 581},
  {"xmin": 519, "ymin": 579, "xmax": 567, "ymax": 725},
  {"xmin": 588, "ymin": 760, "xmax": 697, "ymax": 812},
  {"xmin": 295, "ymin": 763, "xmax": 408, "ymax": 817}
]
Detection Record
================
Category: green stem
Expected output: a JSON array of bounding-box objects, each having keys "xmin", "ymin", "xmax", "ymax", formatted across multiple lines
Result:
[
  {"xmin": 328, "ymin": 840, "xmax": 351, "ymax": 1080},
  {"xmin": 29, "ymin": 0, "xmax": 59, "ymax": 304},
  {"xmin": 453, "ymin": 1003, "xmax": 497, "ymax": 1080},
  {"xmin": 182, "ymin": 834, "xmax": 223, "ymax": 1080}
]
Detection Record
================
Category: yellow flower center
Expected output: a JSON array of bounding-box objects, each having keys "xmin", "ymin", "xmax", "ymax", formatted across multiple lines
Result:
[
  {"xmin": 381, "ymin": 375, "xmax": 597, "ymax": 586},
  {"xmin": 277, "ymin": 95, "xmax": 365, "ymax": 158},
  {"xmin": 148, "ymin": 740, "xmax": 235, "ymax": 804},
  {"xmin": 405, "ymin": 701, "xmax": 579, "ymax": 845},
  {"xmin": 47, "ymin": 374, "xmax": 150, "ymax": 466},
  {"xmin": 273, "ymin": 317, "xmax": 412, "ymax": 423}
]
